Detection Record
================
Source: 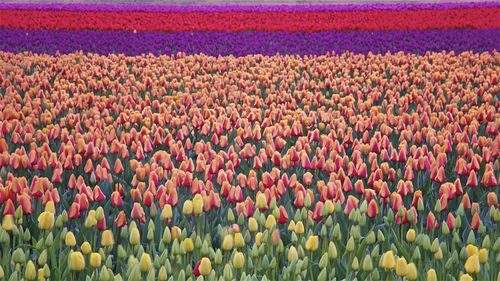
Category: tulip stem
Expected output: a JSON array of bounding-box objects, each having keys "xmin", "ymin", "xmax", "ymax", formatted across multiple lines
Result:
[{"xmin": 309, "ymin": 252, "xmax": 314, "ymax": 281}]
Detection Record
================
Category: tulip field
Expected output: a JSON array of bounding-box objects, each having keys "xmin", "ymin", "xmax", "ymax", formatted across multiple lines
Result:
[{"xmin": 0, "ymin": 2, "xmax": 499, "ymax": 281}]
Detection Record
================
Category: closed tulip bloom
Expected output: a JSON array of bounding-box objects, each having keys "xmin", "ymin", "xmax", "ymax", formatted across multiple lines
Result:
[
  {"xmin": 406, "ymin": 263, "xmax": 417, "ymax": 280},
  {"xmin": 288, "ymin": 246, "xmax": 298, "ymax": 262},
  {"xmin": 256, "ymin": 192, "xmax": 267, "ymax": 210},
  {"xmin": 465, "ymin": 254, "xmax": 480, "ymax": 274},
  {"xmin": 38, "ymin": 211, "xmax": 55, "ymax": 230},
  {"xmin": 270, "ymin": 229, "xmax": 280, "ymax": 246},
  {"xmin": 193, "ymin": 258, "xmax": 211, "ymax": 276},
  {"xmin": 139, "ymin": 253, "xmax": 152, "ymax": 272},
  {"xmin": 427, "ymin": 269, "xmax": 437, "ymax": 281},
  {"xmin": 101, "ymin": 230, "xmax": 114, "ymax": 247},
  {"xmin": 380, "ymin": 251, "xmax": 396, "ymax": 270},
  {"xmin": 2, "ymin": 214, "xmax": 14, "ymax": 231},
  {"xmin": 69, "ymin": 251, "xmax": 85, "ymax": 271},
  {"xmin": 130, "ymin": 227, "xmax": 140, "ymax": 245},
  {"xmin": 90, "ymin": 253, "xmax": 102, "ymax": 268},
  {"xmin": 460, "ymin": 274, "xmax": 473, "ymax": 281},
  {"xmin": 183, "ymin": 200, "xmax": 193, "ymax": 215},
  {"xmin": 466, "ymin": 244, "xmax": 479, "ymax": 257},
  {"xmin": 478, "ymin": 248, "xmax": 488, "ymax": 263},
  {"xmin": 184, "ymin": 238, "xmax": 194, "ymax": 252},
  {"xmin": 305, "ymin": 235, "xmax": 319, "ymax": 251},
  {"xmin": 161, "ymin": 204, "xmax": 173, "ymax": 220},
  {"xmin": 255, "ymin": 232, "xmax": 262, "ymax": 246},
  {"xmin": 233, "ymin": 252, "xmax": 244, "ymax": 269},
  {"xmin": 222, "ymin": 235, "xmax": 233, "ymax": 251},
  {"xmin": 295, "ymin": 221, "xmax": 304, "ymax": 234},
  {"xmin": 193, "ymin": 194, "xmax": 204, "ymax": 215},
  {"xmin": 234, "ymin": 232, "xmax": 245, "ymax": 248},
  {"xmin": 81, "ymin": 241, "xmax": 92, "ymax": 255},
  {"xmin": 25, "ymin": 260, "xmax": 36, "ymax": 280},
  {"xmin": 406, "ymin": 229, "xmax": 415, "ymax": 243},
  {"xmin": 395, "ymin": 257, "xmax": 408, "ymax": 276},
  {"xmin": 248, "ymin": 217, "xmax": 258, "ymax": 232},
  {"xmin": 265, "ymin": 214, "xmax": 276, "ymax": 229},
  {"xmin": 65, "ymin": 231, "xmax": 76, "ymax": 247}
]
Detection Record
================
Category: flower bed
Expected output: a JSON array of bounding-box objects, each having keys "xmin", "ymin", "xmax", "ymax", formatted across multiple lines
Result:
[{"xmin": 0, "ymin": 2, "xmax": 499, "ymax": 281}]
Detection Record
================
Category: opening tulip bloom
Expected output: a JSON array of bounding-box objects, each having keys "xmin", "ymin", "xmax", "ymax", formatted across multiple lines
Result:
[{"xmin": 38, "ymin": 211, "xmax": 55, "ymax": 230}]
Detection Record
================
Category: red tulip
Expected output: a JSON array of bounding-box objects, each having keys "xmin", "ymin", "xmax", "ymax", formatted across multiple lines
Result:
[
  {"xmin": 366, "ymin": 199, "xmax": 379, "ymax": 218},
  {"xmin": 115, "ymin": 211, "xmax": 127, "ymax": 228},
  {"xmin": 68, "ymin": 202, "xmax": 81, "ymax": 219}
]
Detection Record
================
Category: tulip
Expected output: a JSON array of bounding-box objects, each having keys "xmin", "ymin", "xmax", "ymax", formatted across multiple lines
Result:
[
  {"xmin": 406, "ymin": 229, "xmax": 415, "ymax": 243},
  {"xmin": 478, "ymin": 248, "xmax": 488, "ymax": 263},
  {"xmin": 460, "ymin": 274, "xmax": 473, "ymax": 281},
  {"xmin": 395, "ymin": 257, "xmax": 408, "ymax": 276},
  {"xmin": 69, "ymin": 251, "xmax": 85, "ymax": 271},
  {"xmin": 193, "ymin": 258, "xmax": 211, "ymax": 276},
  {"xmin": 288, "ymin": 246, "xmax": 298, "ymax": 262},
  {"xmin": 38, "ymin": 211, "xmax": 55, "ymax": 230},
  {"xmin": 25, "ymin": 260, "xmax": 36, "ymax": 280},
  {"xmin": 81, "ymin": 241, "xmax": 92, "ymax": 255},
  {"xmin": 427, "ymin": 269, "xmax": 437, "ymax": 281},
  {"xmin": 248, "ymin": 217, "xmax": 258, "ymax": 232},
  {"xmin": 139, "ymin": 253, "xmax": 152, "ymax": 272},
  {"xmin": 65, "ymin": 231, "xmax": 76, "ymax": 247},
  {"xmin": 235, "ymin": 232, "xmax": 245, "ymax": 248},
  {"xmin": 193, "ymin": 194, "xmax": 204, "ymax": 215},
  {"xmin": 222, "ymin": 235, "xmax": 233, "ymax": 251},
  {"xmin": 294, "ymin": 221, "xmax": 304, "ymax": 235},
  {"xmin": 305, "ymin": 236, "xmax": 319, "ymax": 251},
  {"xmin": 380, "ymin": 251, "xmax": 395, "ymax": 270},
  {"xmin": 161, "ymin": 204, "xmax": 173, "ymax": 220},
  {"xmin": 101, "ymin": 230, "xmax": 114, "ymax": 247},
  {"xmin": 466, "ymin": 245, "xmax": 479, "ymax": 257},
  {"xmin": 233, "ymin": 252, "xmax": 244, "ymax": 269},
  {"xmin": 184, "ymin": 238, "xmax": 194, "ymax": 252},
  {"xmin": 465, "ymin": 254, "xmax": 480, "ymax": 274},
  {"xmin": 265, "ymin": 214, "xmax": 276, "ymax": 229},
  {"xmin": 90, "ymin": 252, "xmax": 102, "ymax": 268},
  {"xmin": 2, "ymin": 214, "xmax": 14, "ymax": 231},
  {"xmin": 183, "ymin": 200, "xmax": 193, "ymax": 215},
  {"xmin": 406, "ymin": 262, "xmax": 417, "ymax": 280},
  {"xmin": 130, "ymin": 228, "xmax": 140, "ymax": 245}
]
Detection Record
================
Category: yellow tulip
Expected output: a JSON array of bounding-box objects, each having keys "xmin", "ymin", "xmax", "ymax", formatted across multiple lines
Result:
[
  {"xmin": 2, "ymin": 214, "xmax": 14, "ymax": 231},
  {"xmin": 222, "ymin": 235, "xmax": 233, "ymax": 251},
  {"xmin": 380, "ymin": 251, "xmax": 396, "ymax": 270},
  {"xmin": 294, "ymin": 221, "xmax": 304, "ymax": 234},
  {"xmin": 37, "ymin": 268, "xmax": 44, "ymax": 281},
  {"xmin": 81, "ymin": 241, "xmax": 92, "ymax": 255},
  {"xmin": 325, "ymin": 200, "xmax": 334, "ymax": 214},
  {"xmin": 256, "ymin": 193, "xmax": 267, "ymax": 210},
  {"xmin": 130, "ymin": 227, "xmax": 140, "ymax": 245},
  {"xmin": 161, "ymin": 204, "xmax": 173, "ymax": 220},
  {"xmin": 395, "ymin": 257, "xmax": 408, "ymax": 276},
  {"xmin": 182, "ymin": 200, "xmax": 193, "ymax": 215},
  {"xmin": 90, "ymin": 253, "xmax": 102, "ymax": 268},
  {"xmin": 460, "ymin": 274, "xmax": 474, "ymax": 281},
  {"xmin": 65, "ymin": 231, "xmax": 76, "ymax": 247},
  {"xmin": 69, "ymin": 251, "xmax": 85, "ymax": 271},
  {"xmin": 305, "ymin": 236, "xmax": 319, "ymax": 252},
  {"xmin": 466, "ymin": 244, "xmax": 479, "ymax": 257},
  {"xmin": 288, "ymin": 246, "xmax": 298, "ymax": 262},
  {"xmin": 44, "ymin": 201, "xmax": 55, "ymax": 214},
  {"xmin": 406, "ymin": 229, "xmax": 415, "ymax": 243},
  {"xmin": 139, "ymin": 253, "xmax": 152, "ymax": 272},
  {"xmin": 427, "ymin": 269, "xmax": 437, "ymax": 281},
  {"xmin": 193, "ymin": 194, "xmax": 204, "ymax": 215},
  {"xmin": 248, "ymin": 217, "xmax": 258, "ymax": 232},
  {"xmin": 234, "ymin": 232, "xmax": 245, "ymax": 248},
  {"xmin": 184, "ymin": 238, "xmax": 194, "ymax": 252},
  {"xmin": 233, "ymin": 252, "xmax": 244, "ymax": 269},
  {"xmin": 25, "ymin": 260, "xmax": 36, "ymax": 280},
  {"xmin": 38, "ymin": 212, "xmax": 55, "ymax": 230},
  {"xmin": 406, "ymin": 262, "xmax": 417, "ymax": 280},
  {"xmin": 287, "ymin": 221, "xmax": 296, "ymax": 232},
  {"xmin": 101, "ymin": 230, "xmax": 114, "ymax": 247},
  {"xmin": 478, "ymin": 248, "xmax": 488, "ymax": 264},
  {"xmin": 465, "ymin": 254, "xmax": 480, "ymax": 274},
  {"xmin": 198, "ymin": 257, "xmax": 211, "ymax": 276},
  {"xmin": 265, "ymin": 214, "xmax": 276, "ymax": 229},
  {"xmin": 255, "ymin": 232, "xmax": 262, "ymax": 246}
]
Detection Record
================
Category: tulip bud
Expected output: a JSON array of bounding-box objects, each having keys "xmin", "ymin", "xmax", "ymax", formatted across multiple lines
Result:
[
  {"xmin": 227, "ymin": 209, "xmax": 235, "ymax": 222},
  {"xmin": 130, "ymin": 228, "xmax": 140, "ymax": 245},
  {"xmin": 288, "ymin": 246, "xmax": 298, "ymax": 262},
  {"xmin": 233, "ymin": 252, "xmax": 244, "ymax": 269},
  {"xmin": 346, "ymin": 237, "xmax": 355, "ymax": 252},
  {"xmin": 479, "ymin": 248, "xmax": 488, "ymax": 263},
  {"xmin": 222, "ymin": 235, "xmax": 233, "ymax": 251},
  {"xmin": 2, "ymin": 215, "xmax": 14, "ymax": 231},
  {"xmin": 362, "ymin": 254, "xmax": 373, "ymax": 272},
  {"xmin": 265, "ymin": 215, "xmax": 276, "ymax": 229},
  {"xmin": 305, "ymin": 236, "xmax": 319, "ymax": 252},
  {"xmin": 328, "ymin": 242, "xmax": 337, "ymax": 259},
  {"xmin": 65, "ymin": 231, "xmax": 76, "ymax": 247},
  {"xmin": 12, "ymin": 248, "xmax": 26, "ymax": 264},
  {"xmin": 25, "ymin": 260, "xmax": 36, "ymax": 280},
  {"xmin": 38, "ymin": 212, "xmax": 55, "ymax": 230},
  {"xmin": 223, "ymin": 264, "xmax": 233, "ymax": 281},
  {"xmin": 158, "ymin": 266, "xmax": 168, "ymax": 281},
  {"xmin": 465, "ymin": 254, "xmax": 480, "ymax": 274},
  {"xmin": 317, "ymin": 268, "xmax": 327, "ymax": 281},
  {"xmin": 352, "ymin": 256, "xmax": 359, "ymax": 270},
  {"xmin": 214, "ymin": 249, "xmax": 222, "ymax": 265},
  {"xmin": 139, "ymin": 253, "xmax": 152, "ymax": 272},
  {"xmin": 377, "ymin": 230, "xmax": 385, "ymax": 243},
  {"xmin": 248, "ymin": 218, "xmax": 258, "ymax": 232}
]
